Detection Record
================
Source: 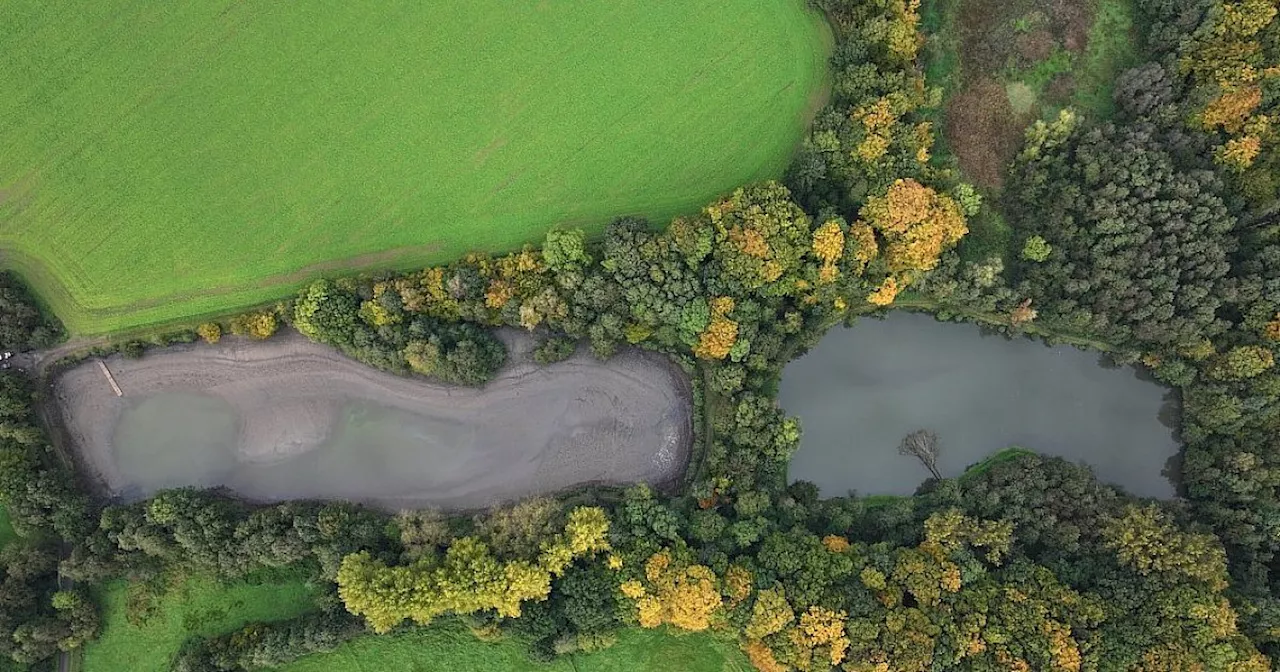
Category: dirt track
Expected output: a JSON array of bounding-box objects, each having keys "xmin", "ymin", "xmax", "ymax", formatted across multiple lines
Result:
[{"xmin": 52, "ymin": 330, "xmax": 691, "ymax": 510}]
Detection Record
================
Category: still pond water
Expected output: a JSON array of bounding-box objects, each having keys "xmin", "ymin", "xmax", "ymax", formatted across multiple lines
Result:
[{"xmin": 779, "ymin": 313, "xmax": 1179, "ymax": 498}]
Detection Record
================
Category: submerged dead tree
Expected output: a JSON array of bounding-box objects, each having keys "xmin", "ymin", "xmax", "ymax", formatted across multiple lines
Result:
[{"xmin": 899, "ymin": 429, "xmax": 942, "ymax": 480}]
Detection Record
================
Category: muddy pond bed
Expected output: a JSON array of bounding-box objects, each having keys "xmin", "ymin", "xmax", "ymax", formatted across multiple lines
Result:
[
  {"xmin": 780, "ymin": 313, "xmax": 1179, "ymax": 498},
  {"xmin": 54, "ymin": 331, "xmax": 690, "ymax": 510}
]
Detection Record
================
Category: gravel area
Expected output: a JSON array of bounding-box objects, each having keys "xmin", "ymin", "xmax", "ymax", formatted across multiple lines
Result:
[{"xmin": 52, "ymin": 330, "xmax": 691, "ymax": 509}]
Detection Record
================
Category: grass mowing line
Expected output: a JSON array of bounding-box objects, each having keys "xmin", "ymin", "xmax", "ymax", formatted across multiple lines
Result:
[
  {"xmin": 0, "ymin": 0, "xmax": 830, "ymax": 336},
  {"xmin": 82, "ymin": 575, "xmax": 317, "ymax": 672}
]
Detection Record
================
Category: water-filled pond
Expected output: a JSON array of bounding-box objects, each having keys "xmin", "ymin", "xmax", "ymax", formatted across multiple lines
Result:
[
  {"xmin": 56, "ymin": 332, "xmax": 690, "ymax": 510},
  {"xmin": 779, "ymin": 312, "xmax": 1179, "ymax": 498}
]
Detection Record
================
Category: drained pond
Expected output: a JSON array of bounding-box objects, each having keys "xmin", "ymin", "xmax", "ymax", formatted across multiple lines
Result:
[
  {"xmin": 780, "ymin": 312, "xmax": 1179, "ymax": 498},
  {"xmin": 55, "ymin": 332, "xmax": 690, "ymax": 509}
]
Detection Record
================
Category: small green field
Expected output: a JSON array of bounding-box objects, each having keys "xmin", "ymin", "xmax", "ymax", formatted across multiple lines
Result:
[
  {"xmin": 83, "ymin": 573, "xmax": 747, "ymax": 672},
  {"xmin": 83, "ymin": 575, "xmax": 317, "ymax": 672},
  {"xmin": 280, "ymin": 623, "xmax": 749, "ymax": 672},
  {"xmin": 0, "ymin": 0, "xmax": 830, "ymax": 335}
]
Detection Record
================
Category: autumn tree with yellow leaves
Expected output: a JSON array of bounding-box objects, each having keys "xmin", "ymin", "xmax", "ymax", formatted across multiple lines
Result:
[
  {"xmin": 859, "ymin": 179, "xmax": 968, "ymax": 276},
  {"xmin": 745, "ymin": 587, "xmax": 794, "ymax": 640},
  {"xmin": 1153, "ymin": 0, "xmax": 1280, "ymax": 203},
  {"xmin": 337, "ymin": 507, "xmax": 609, "ymax": 633},
  {"xmin": 621, "ymin": 548, "xmax": 725, "ymax": 632},
  {"xmin": 1102, "ymin": 504, "xmax": 1230, "ymax": 589},
  {"xmin": 704, "ymin": 183, "xmax": 814, "ymax": 299},
  {"xmin": 228, "ymin": 310, "xmax": 279, "ymax": 340},
  {"xmin": 693, "ymin": 296, "xmax": 739, "ymax": 360}
]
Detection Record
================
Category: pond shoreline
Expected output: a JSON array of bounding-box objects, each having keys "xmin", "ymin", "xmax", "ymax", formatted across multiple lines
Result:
[{"xmin": 781, "ymin": 312, "xmax": 1180, "ymax": 499}]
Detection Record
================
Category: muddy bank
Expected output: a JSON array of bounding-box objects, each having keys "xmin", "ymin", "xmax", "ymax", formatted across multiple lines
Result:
[{"xmin": 54, "ymin": 331, "xmax": 690, "ymax": 510}]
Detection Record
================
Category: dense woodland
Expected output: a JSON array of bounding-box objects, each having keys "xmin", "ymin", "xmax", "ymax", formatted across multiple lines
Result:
[
  {"xmin": 0, "ymin": 273, "xmax": 62, "ymax": 354},
  {"xmin": 0, "ymin": 374, "xmax": 95, "ymax": 669},
  {"xmin": 0, "ymin": 0, "xmax": 1278, "ymax": 670}
]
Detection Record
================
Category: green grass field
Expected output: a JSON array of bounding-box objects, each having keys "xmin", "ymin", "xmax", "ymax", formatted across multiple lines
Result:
[
  {"xmin": 82, "ymin": 574, "xmax": 747, "ymax": 672},
  {"xmin": 82, "ymin": 575, "xmax": 318, "ymax": 672},
  {"xmin": 0, "ymin": 1, "xmax": 830, "ymax": 335},
  {"xmin": 280, "ymin": 623, "xmax": 749, "ymax": 672}
]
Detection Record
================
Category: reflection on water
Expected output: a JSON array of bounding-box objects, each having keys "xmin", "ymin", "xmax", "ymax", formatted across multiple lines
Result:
[{"xmin": 780, "ymin": 313, "xmax": 1180, "ymax": 498}]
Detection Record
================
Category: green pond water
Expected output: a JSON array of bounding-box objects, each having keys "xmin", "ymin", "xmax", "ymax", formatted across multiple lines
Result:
[{"xmin": 779, "ymin": 313, "xmax": 1179, "ymax": 498}]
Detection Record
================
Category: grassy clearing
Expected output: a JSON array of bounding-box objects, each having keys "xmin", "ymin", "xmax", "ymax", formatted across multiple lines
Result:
[
  {"xmin": 280, "ymin": 622, "xmax": 749, "ymax": 672},
  {"xmin": 82, "ymin": 574, "xmax": 317, "ymax": 672},
  {"xmin": 924, "ymin": 0, "xmax": 1139, "ymax": 193},
  {"xmin": 1072, "ymin": 0, "xmax": 1140, "ymax": 117},
  {"xmin": 921, "ymin": 0, "xmax": 963, "ymax": 96},
  {"xmin": 957, "ymin": 205, "xmax": 1013, "ymax": 264},
  {"xmin": 959, "ymin": 446, "xmax": 1037, "ymax": 480},
  {"xmin": 0, "ymin": 1, "xmax": 830, "ymax": 336},
  {"xmin": 82, "ymin": 575, "xmax": 746, "ymax": 672}
]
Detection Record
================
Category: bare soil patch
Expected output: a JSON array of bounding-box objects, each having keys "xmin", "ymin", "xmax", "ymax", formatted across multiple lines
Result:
[{"xmin": 52, "ymin": 330, "xmax": 691, "ymax": 510}]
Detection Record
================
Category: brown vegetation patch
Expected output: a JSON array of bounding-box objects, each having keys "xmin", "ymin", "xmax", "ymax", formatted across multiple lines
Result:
[
  {"xmin": 945, "ymin": 78, "xmax": 1031, "ymax": 190},
  {"xmin": 1016, "ymin": 29, "xmax": 1057, "ymax": 64},
  {"xmin": 958, "ymin": 0, "xmax": 1014, "ymax": 73},
  {"xmin": 942, "ymin": 0, "xmax": 1104, "ymax": 190},
  {"xmin": 958, "ymin": 0, "xmax": 1092, "ymax": 72},
  {"xmin": 1050, "ymin": 0, "xmax": 1092, "ymax": 52},
  {"xmin": 1045, "ymin": 73, "xmax": 1078, "ymax": 106}
]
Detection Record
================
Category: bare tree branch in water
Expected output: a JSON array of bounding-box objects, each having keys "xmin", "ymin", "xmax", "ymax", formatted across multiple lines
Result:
[{"xmin": 899, "ymin": 429, "xmax": 942, "ymax": 480}]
